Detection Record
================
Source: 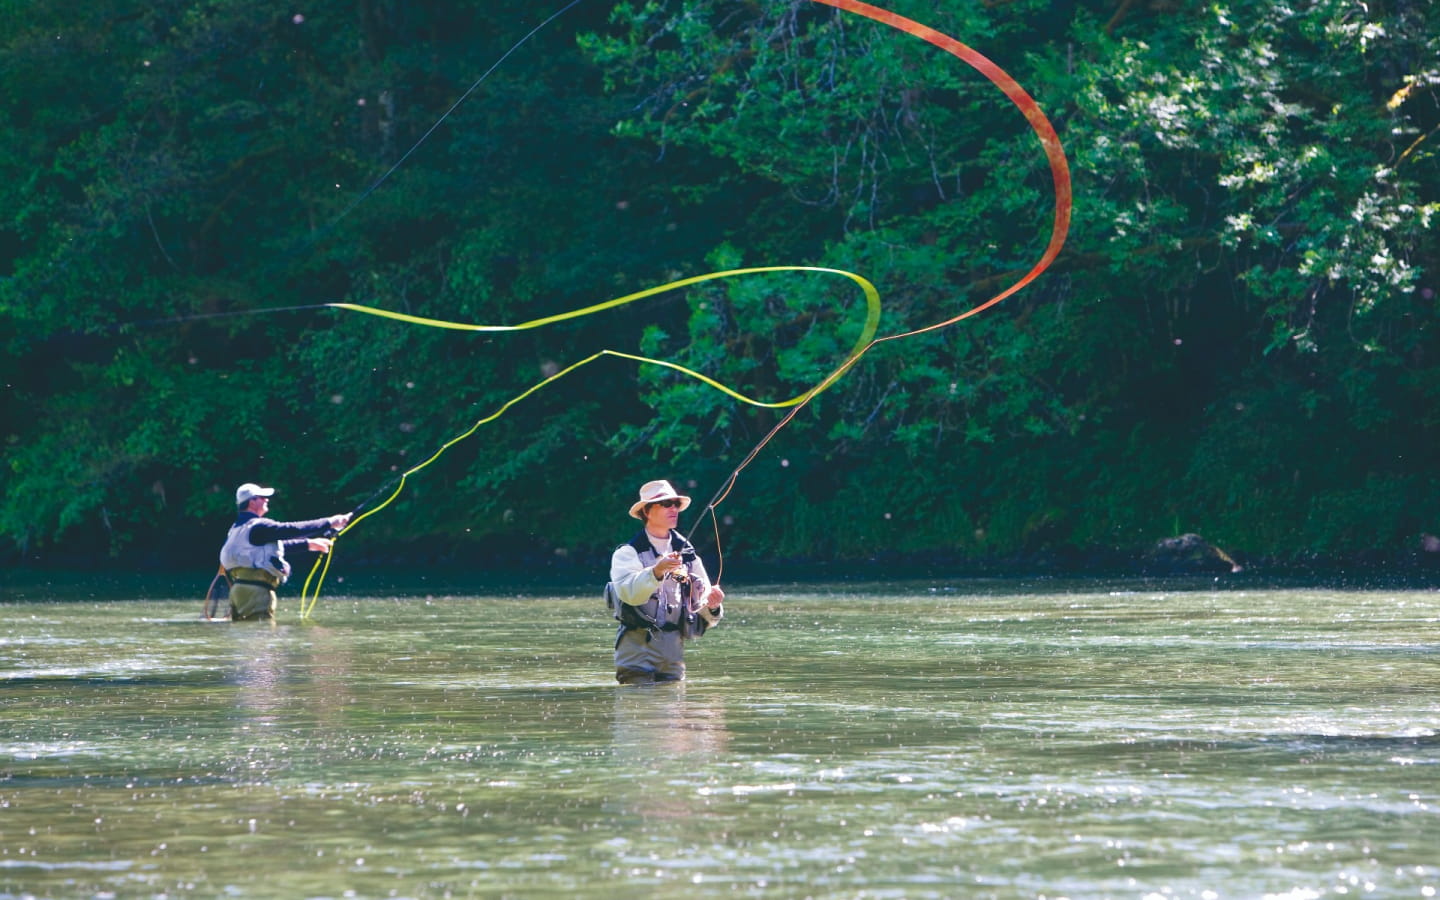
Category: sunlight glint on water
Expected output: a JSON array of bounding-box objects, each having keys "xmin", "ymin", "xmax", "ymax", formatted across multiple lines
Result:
[{"xmin": 1, "ymin": 580, "xmax": 1438, "ymax": 898}]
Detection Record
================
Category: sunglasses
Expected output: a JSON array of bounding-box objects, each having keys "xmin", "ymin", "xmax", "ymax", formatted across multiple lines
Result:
[{"xmin": 652, "ymin": 499, "xmax": 683, "ymax": 509}]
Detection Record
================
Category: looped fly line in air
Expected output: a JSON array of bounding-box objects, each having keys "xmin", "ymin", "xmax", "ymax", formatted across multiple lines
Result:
[
  {"xmin": 685, "ymin": 0, "xmax": 1073, "ymax": 585},
  {"xmin": 297, "ymin": 265, "xmax": 881, "ymax": 617},
  {"xmin": 298, "ymin": 0, "xmax": 1072, "ymax": 617}
]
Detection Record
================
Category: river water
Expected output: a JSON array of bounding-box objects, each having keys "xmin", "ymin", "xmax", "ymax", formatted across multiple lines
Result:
[{"xmin": 2, "ymin": 575, "xmax": 1438, "ymax": 898}]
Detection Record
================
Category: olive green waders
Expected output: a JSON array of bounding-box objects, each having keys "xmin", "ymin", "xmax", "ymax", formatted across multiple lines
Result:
[{"xmin": 226, "ymin": 567, "xmax": 281, "ymax": 621}]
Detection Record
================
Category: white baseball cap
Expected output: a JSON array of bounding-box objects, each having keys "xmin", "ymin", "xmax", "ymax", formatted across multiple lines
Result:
[{"xmin": 235, "ymin": 483, "xmax": 276, "ymax": 505}]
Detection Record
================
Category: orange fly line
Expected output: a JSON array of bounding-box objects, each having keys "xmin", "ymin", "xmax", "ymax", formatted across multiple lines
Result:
[{"xmin": 299, "ymin": 0, "xmax": 1072, "ymax": 616}]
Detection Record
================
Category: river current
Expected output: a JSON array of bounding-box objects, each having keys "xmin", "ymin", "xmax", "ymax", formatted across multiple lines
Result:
[{"xmin": 2, "ymin": 575, "xmax": 1437, "ymax": 898}]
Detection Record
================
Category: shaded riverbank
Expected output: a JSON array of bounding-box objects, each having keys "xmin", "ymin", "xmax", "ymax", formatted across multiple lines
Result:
[{"xmin": 4, "ymin": 543, "xmax": 1439, "ymax": 607}]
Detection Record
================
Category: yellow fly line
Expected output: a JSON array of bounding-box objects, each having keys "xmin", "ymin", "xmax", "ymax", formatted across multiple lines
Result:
[
  {"xmin": 297, "ymin": 0, "xmax": 1074, "ymax": 617},
  {"xmin": 297, "ymin": 265, "xmax": 881, "ymax": 617}
]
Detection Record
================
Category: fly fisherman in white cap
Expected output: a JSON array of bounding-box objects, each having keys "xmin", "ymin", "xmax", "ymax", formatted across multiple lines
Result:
[
  {"xmin": 218, "ymin": 483, "xmax": 352, "ymax": 621},
  {"xmin": 606, "ymin": 479, "xmax": 725, "ymax": 683}
]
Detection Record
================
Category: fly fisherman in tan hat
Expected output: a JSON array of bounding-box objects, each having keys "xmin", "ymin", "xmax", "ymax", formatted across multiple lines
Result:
[
  {"xmin": 606, "ymin": 479, "xmax": 726, "ymax": 683},
  {"xmin": 218, "ymin": 483, "xmax": 352, "ymax": 621}
]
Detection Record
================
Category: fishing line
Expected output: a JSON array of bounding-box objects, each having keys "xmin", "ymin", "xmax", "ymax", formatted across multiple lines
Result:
[
  {"xmin": 295, "ymin": 0, "xmax": 1072, "ymax": 615},
  {"xmin": 297, "ymin": 265, "xmax": 881, "ymax": 616},
  {"xmin": 294, "ymin": 0, "xmax": 589, "ymax": 256},
  {"xmin": 117, "ymin": 304, "xmax": 333, "ymax": 332},
  {"xmin": 684, "ymin": 0, "xmax": 1074, "ymax": 584},
  {"xmin": 181, "ymin": 2, "xmax": 589, "ymax": 619},
  {"xmin": 136, "ymin": 0, "xmax": 587, "ymax": 345}
]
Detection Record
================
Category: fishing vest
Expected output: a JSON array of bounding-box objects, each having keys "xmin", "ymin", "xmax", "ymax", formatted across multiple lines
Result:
[
  {"xmin": 605, "ymin": 529, "xmax": 707, "ymax": 640},
  {"xmin": 219, "ymin": 517, "xmax": 291, "ymax": 585}
]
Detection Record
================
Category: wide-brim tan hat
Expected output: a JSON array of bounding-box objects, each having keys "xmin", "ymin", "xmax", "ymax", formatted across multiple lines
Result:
[{"xmin": 628, "ymin": 479, "xmax": 691, "ymax": 519}]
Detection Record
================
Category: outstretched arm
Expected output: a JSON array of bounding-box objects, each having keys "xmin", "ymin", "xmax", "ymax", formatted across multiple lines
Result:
[{"xmin": 249, "ymin": 513, "xmax": 350, "ymax": 544}]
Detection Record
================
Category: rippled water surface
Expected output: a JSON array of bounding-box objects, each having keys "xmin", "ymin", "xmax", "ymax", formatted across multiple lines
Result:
[{"xmin": 2, "ymin": 576, "xmax": 1439, "ymax": 898}]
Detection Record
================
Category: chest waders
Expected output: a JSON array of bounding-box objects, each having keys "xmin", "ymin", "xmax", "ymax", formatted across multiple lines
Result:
[
  {"xmin": 224, "ymin": 567, "xmax": 281, "ymax": 621},
  {"xmin": 219, "ymin": 517, "xmax": 292, "ymax": 620}
]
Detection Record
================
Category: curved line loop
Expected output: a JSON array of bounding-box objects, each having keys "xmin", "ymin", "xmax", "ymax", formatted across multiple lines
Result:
[{"xmin": 300, "ymin": 1, "xmax": 1072, "ymax": 616}]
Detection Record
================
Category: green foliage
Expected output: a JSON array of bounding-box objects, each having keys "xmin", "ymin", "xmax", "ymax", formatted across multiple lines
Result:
[{"xmin": 1, "ymin": 0, "xmax": 1437, "ymax": 569}]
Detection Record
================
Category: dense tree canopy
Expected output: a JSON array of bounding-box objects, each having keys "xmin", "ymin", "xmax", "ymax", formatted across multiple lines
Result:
[{"xmin": 2, "ymin": 0, "xmax": 1437, "ymax": 572}]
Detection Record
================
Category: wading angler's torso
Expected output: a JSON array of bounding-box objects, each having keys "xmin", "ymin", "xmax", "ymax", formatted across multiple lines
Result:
[
  {"xmin": 219, "ymin": 517, "xmax": 290, "ymax": 583},
  {"xmin": 607, "ymin": 529, "xmax": 718, "ymax": 682}
]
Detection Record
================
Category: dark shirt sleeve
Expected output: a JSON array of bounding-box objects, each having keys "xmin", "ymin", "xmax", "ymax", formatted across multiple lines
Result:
[{"xmin": 248, "ymin": 516, "xmax": 334, "ymax": 545}]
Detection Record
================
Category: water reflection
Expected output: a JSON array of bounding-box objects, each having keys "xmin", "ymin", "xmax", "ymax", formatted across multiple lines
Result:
[
  {"xmin": 222, "ymin": 624, "xmax": 359, "ymax": 783},
  {"xmin": 230, "ymin": 626, "xmax": 287, "ymax": 720},
  {"xmin": 2, "ymin": 585, "xmax": 1439, "ymax": 899},
  {"xmin": 608, "ymin": 684, "xmax": 731, "ymax": 838},
  {"xmin": 611, "ymin": 683, "xmax": 731, "ymax": 761}
]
